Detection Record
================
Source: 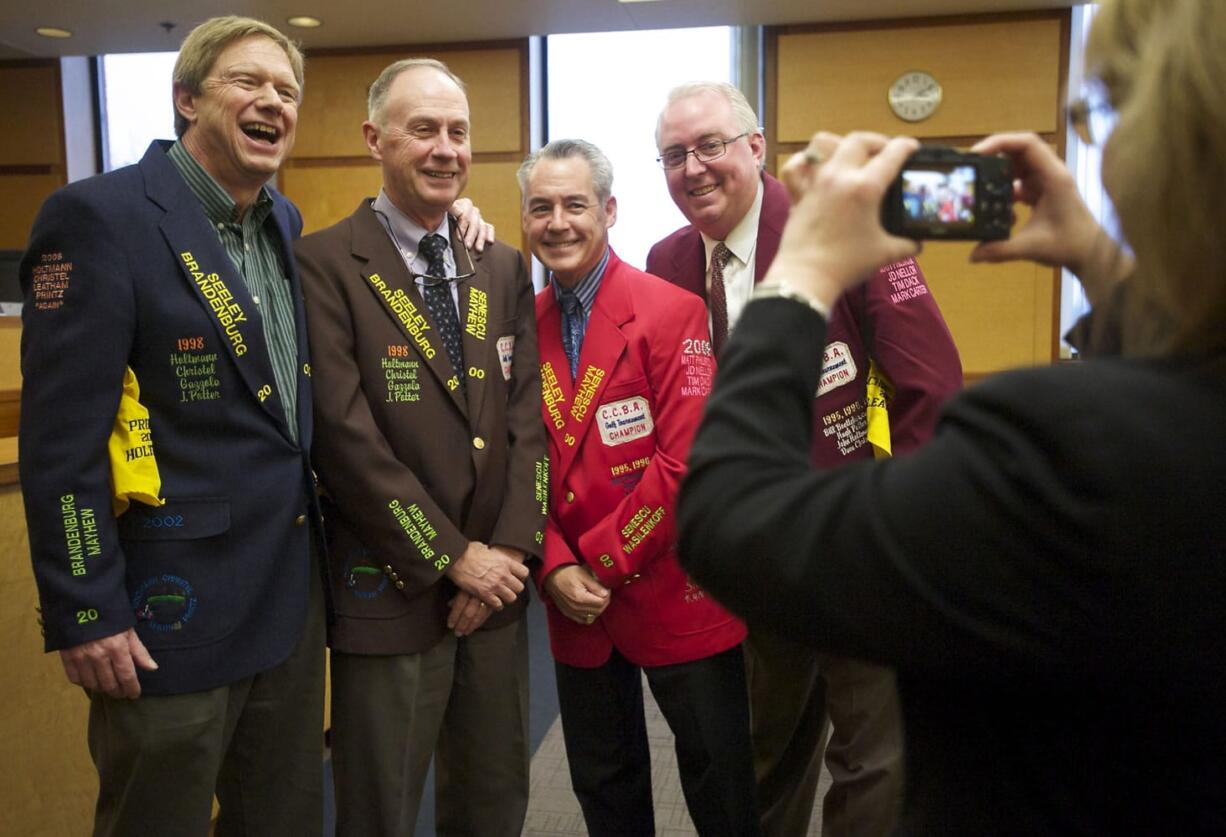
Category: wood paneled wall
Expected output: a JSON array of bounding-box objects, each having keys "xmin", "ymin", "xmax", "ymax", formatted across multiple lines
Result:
[
  {"xmin": 767, "ymin": 12, "xmax": 1070, "ymax": 375},
  {"xmin": 280, "ymin": 41, "xmax": 530, "ymax": 254},
  {"xmin": 0, "ymin": 61, "xmax": 65, "ymax": 250},
  {"xmin": 1, "ymin": 59, "xmax": 92, "ymax": 837},
  {"xmin": 0, "ymin": 487, "xmax": 97, "ymax": 837}
]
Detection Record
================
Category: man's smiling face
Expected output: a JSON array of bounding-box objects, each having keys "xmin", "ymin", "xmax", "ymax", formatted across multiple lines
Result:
[
  {"xmin": 175, "ymin": 35, "xmax": 301, "ymax": 199},
  {"xmin": 364, "ymin": 66, "xmax": 471, "ymax": 229},
  {"xmin": 657, "ymin": 89, "xmax": 764, "ymax": 242},
  {"xmin": 522, "ymin": 155, "xmax": 616, "ymax": 288}
]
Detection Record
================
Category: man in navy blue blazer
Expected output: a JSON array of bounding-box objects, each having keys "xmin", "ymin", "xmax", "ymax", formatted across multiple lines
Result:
[{"xmin": 19, "ymin": 17, "xmax": 326, "ymax": 836}]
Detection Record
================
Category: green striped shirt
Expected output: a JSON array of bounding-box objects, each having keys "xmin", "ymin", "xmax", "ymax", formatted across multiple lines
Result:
[{"xmin": 167, "ymin": 142, "xmax": 299, "ymax": 441}]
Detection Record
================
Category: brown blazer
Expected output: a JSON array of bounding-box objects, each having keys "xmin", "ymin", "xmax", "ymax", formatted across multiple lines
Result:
[{"xmin": 296, "ymin": 200, "xmax": 547, "ymax": 655}]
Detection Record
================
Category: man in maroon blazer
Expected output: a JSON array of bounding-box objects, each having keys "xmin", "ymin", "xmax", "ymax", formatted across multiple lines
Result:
[
  {"xmin": 521, "ymin": 138, "xmax": 759, "ymax": 836},
  {"xmin": 648, "ymin": 82, "xmax": 963, "ymax": 837}
]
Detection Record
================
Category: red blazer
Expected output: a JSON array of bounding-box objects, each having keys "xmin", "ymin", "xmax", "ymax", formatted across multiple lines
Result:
[
  {"xmin": 647, "ymin": 173, "xmax": 962, "ymax": 465},
  {"xmin": 535, "ymin": 250, "xmax": 745, "ymax": 668}
]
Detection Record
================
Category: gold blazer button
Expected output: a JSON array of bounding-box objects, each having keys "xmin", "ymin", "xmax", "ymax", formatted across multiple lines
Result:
[
  {"xmin": 472, "ymin": 436, "xmax": 486, "ymax": 450},
  {"xmin": 295, "ymin": 514, "xmax": 307, "ymax": 526},
  {"xmin": 565, "ymin": 491, "xmax": 576, "ymax": 503}
]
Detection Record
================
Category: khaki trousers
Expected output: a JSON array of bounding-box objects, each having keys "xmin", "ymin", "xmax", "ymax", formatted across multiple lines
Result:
[
  {"xmin": 330, "ymin": 615, "xmax": 530, "ymax": 837},
  {"xmin": 745, "ymin": 630, "xmax": 904, "ymax": 837},
  {"xmin": 87, "ymin": 557, "xmax": 327, "ymax": 837}
]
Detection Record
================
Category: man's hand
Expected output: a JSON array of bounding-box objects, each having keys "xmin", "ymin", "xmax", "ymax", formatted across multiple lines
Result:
[
  {"xmin": 447, "ymin": 590, "xmax": 494, "ymax": 637},
  {"xmin": 488, "ymin": 544, "xmax": 526, "ymax": 565},
  {"xmin": 445, "ymin": 541, "xmax": 529, "ymax": 609},
  {"xmin": 59, "ymin": 628, "xmax": 158, "ymax": 699},
  {"xmin": 450, "ymin": 198, "xmax": 496, "ymax": 252},
  {"xmin": 543, "ymin": 564, "xmax": 611, "ymax": 626}
]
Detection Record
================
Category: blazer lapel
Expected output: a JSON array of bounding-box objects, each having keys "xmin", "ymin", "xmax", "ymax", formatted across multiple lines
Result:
[
  {"xmin": 452, "ymin": 219, "xmax": 488, "ymax": 427},
  {"xmin": 146, "ymin": 148, "xmax": 293, "ymax": 440},
  {"xmin": 673, "ymin": 230, "xmax": 709, "ymax": 302},
  {"xmin": 537, "ymin": 294, "xmax": 579, "ymax": 471},
  {"xmin": 754, "ymin": 173, "xmax": 789, "ymax": 286},
  {"xmin": 271, "ymin": 198, "xmax": 313, "ymax": 449},
  {"xmin": 550, "ymin": 255, "xmax": 631, "ymax": 481},
  {"xmin": 350, "ymin": 202, "xmax": 468, "ymax": 418}
]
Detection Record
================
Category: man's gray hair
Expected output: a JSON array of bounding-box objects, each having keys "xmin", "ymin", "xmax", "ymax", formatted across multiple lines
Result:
[
  {"xmin": 655, "ymin": 81, "xmax": 763, "ymax": 150},
  {"xmin": 517, "ymin": 139, "xmax": 614, "ymax": 204},
  {"xmin": 367, "ymin": 58, "xmax": 466, "ymax": 124}
]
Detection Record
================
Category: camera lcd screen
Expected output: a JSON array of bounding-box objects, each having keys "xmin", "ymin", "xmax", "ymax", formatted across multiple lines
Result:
[{"xmin": 899, "ymin": 164, "xmax": 976, "ymax": 231}]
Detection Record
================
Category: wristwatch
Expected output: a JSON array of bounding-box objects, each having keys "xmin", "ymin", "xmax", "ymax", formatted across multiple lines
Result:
[{"xmin": 753, "ymin": 280, "xmax": 829, "ymax": 318}]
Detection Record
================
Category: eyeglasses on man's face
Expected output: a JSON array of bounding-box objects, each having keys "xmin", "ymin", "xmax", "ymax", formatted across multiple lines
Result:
[
  {"xmin": 1068, "ymin": 82, "xmax": 1117, "ymax": 147},
  {"xmin": 657, "ymin": 132, "xmax": 751, "ymax": 170}
]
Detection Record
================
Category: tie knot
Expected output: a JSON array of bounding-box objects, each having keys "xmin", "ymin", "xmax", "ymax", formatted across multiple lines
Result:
[
  {"xmin": 419, "ymin": 233, "xmax": 449, "ymax": 270},
  {"xmin": 712, "ymin": 242, "xmax": 732, "ymax": 270},
  {"xmin": 559, "ymin": 289, "xmax": 583, "ymax": 316}
]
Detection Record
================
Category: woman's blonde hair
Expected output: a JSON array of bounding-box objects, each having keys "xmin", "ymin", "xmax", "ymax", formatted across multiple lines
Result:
[{"xmin": 1087, "ymin": 0, "xmax": 1226, "ymax": 355}]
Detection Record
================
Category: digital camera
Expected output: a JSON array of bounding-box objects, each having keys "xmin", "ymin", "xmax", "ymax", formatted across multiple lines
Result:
[{"xmin": 881, "ymin": 147, "xmax": 1013, "ymax": 241}]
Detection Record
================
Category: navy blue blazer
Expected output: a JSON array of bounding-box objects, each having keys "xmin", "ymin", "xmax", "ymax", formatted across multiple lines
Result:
[{"xmin": 19, "ymin": 141, "xmax": 321, "ymax": 695}]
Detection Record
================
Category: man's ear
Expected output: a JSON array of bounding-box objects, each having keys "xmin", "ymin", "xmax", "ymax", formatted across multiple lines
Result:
[
  {"xmin": 362, "ymin": 122, "xmax": 383, "ymax": 161},
  {"xmin": 605, "ymin": 195, "xmax": 617, "ymax": 230},
  {"xmin": 173, "ymin": 84, "xmax": 198, "ymax": 131},
  {"xmin": 748, "ymin": 131, "xmax": 767, "ymax": 167}
]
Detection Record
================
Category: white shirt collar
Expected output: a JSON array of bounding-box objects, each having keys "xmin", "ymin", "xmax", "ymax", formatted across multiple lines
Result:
[
  {"xmin": 372, "ymin": 188, "xmax": 451, "ymax": 273},
  {"xmin": 701, "ymin": 178, "xmax": 764, "ymax": 269}
]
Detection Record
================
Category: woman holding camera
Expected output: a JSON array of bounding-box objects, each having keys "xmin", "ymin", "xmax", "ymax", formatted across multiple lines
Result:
[{"xmin": 678, "ymin": 0, "xmax": 1225, "ymax": 831}]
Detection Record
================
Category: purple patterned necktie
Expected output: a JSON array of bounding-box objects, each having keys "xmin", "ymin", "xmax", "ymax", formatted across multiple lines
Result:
[{"xmin": 709, "ymin": 242, "xmax": 731, "ymax": 356}]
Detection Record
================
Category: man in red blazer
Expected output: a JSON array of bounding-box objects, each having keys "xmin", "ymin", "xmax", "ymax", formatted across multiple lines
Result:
[
  {"xmin": 648, "ymin": 82, "xmax": 963, "ymax": 837},
  {"xmin": 520, "ymin": 138, "xmax": 760, "ymax": 836}
]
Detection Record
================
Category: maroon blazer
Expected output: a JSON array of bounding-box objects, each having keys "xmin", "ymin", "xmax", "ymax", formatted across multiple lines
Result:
[
  {"xmin": 297, "ymin": 200, "xmax": 548, "ymax": 655},
  {"xmin": 535, "ymin": 250, "xmax": 745, "ymax": 668},
  {"xmin": 647, "ymin": 173, "xmax": 962, "ymax": 464}
]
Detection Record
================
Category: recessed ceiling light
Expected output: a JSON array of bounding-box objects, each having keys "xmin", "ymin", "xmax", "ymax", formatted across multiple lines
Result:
[
  {"xmin": 287, "ymin": 16, "xmax": 322, "ymax": 28},
  {"xmin": 35, "ymin": 26, "xmax": 73, "ymax": 39}
]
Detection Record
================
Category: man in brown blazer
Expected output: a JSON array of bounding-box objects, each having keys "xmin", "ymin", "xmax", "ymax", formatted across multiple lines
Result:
[{"xmin": 295, "ymin": 58, "xmax": 547, "ymax": 837}]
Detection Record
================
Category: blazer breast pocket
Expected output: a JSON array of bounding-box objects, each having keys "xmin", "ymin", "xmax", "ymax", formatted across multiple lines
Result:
[
  {"xmin": 490, "ymin": 319, "xmax": 518, "ymax": 384},
  {"xmin": 592, "ymin": 379, "xmax": 656, "ymax": 455}
]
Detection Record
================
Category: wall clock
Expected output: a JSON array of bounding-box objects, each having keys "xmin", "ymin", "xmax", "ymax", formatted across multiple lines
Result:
[{"xmin": 888, "ymin": 71, "xmax": 942, "ymax": 122}]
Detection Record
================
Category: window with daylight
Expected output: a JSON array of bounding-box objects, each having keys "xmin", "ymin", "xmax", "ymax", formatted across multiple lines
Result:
[
  {"xmin": 99, "ymin": 52, "xmax": 179, "ymax": 171},
  {"xmin": 545, "ymin": 27, "xmax": 736, "ymax": 271},
  {"xmin": 1062, "ymin": 4, "xmax": 1125, "ymax": 354}
]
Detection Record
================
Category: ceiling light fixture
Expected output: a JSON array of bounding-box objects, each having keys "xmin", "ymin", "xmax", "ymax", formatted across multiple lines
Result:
[
  {"xmin": 287, "ymin": 16, "xmax": 323, "ymax": 28},
  {"xmin": 35, "ymin": 26, "xmax": 73, "ymax": 39}
]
